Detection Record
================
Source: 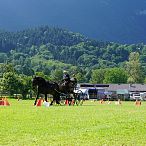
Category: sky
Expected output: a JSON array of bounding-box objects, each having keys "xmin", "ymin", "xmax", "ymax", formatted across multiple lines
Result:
[{"xmin": 0, "ymin": 0, "xmax": 146, "ymax": 43}]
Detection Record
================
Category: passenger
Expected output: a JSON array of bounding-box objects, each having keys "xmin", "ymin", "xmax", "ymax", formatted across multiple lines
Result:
[{"xmin": 70, "ymin": 74, "xmax": 77, "ymax": 88}]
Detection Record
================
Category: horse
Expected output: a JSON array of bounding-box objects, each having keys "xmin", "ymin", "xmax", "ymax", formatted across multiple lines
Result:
[
  {"xmin": 32, "ymin": 76, "xmax": 60, "ymax": 105},
  {"xmin": 32, "ymin": 76, "xmax": 77, "ymax": 106}
]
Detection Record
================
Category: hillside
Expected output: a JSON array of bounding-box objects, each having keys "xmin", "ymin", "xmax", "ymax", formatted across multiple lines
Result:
[
  {"xmin": 0, "ymin": 0, "xmax": 146, "ymax": 44},
  {"xmin": 0, "ymin": 26, "xmax": 146, "ymax": 84}
]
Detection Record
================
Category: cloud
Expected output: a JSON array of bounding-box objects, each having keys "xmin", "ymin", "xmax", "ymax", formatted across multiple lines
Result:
[
  {"xmin": 100, "ymin": 0, "xmax": 111, "ymax": 6},
  {"xmin": 139, "ymin": 10, "xmax": 146, "ymax": 15}
]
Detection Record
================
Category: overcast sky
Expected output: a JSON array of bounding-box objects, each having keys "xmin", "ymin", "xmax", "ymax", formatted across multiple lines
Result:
[{"xmin": 0, "ymin": 0, "xmax": 146, "ymax": 43}]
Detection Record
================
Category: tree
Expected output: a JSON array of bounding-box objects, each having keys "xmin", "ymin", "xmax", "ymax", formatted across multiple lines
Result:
[
  {"xmin": 90, "ymin": 69, "xmax": 106, "ymax": 83},
  {"xmin": 18, "ymin": 75, "xmax": 32, "ymax": 99},
  {"xmin": 35, "ymin": 72, "xmax": 45, "ymax": 78},
  {"xmin": 103, "ymin": 68, "xmax": 128, "ymax": 83},
  {"xmin": 126, "ymin": 52, "xmax": 144, "ymax": 83},
  {"xmin": 50, "ymin": 69, "xmax": 63, "ymax": 81},
  {"xmin": 75, "ymin": 72, "xmax": 85, "ymax": 83},
  {"xmin": 0, "ymin": 53, "xmax": 7, "ymax": 63},
  {"xmin": 22, "ymin": 64, "xmax": 34, "ymax": 76},
  {"xmin": 1, "ymin": 63, "xmax": 15, "ymax": 73},
  {"xmin": 2, "ymin": 72, "xmax": 20, "ymax": 95}
]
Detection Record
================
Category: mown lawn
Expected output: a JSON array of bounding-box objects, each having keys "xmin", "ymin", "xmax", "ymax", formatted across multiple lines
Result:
[{"xmin": 0, "ymin": 99, "xmax": 146, "ymax": 146}]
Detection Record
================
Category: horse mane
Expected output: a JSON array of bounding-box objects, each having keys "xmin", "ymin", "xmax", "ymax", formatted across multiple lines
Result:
[
  {"xmin": 34, "ymin": 76, "xmax": 47, "ymax": 85},
  {"xmin": 36, "ymin": 76, "xmax": 46, "ymax": 81}
]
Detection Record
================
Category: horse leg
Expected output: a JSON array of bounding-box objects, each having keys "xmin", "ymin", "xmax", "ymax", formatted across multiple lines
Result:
[
  {"xmin": 50, "ymin": 93, "xmax": 55, "ymax": 106},
  {"xmin": 56, "ymin": 99, "xmax": 61, "ymax": 105},
  {"xmin": 50, "ymin": 100, "xmax": 54, "ymax": 106},
  {"xmin": 45, "ymin": 94, "xmax": 48, "ymax": 102},
  {"xmin": 54, "ymin": 93, "xmax": 61, "ymax": 105},
  {"xmin": 56, "ymin": 94, "xmax": 61, "ymax": 105},
  {"xmin": 50, "ymin": 92, "xmax": 60, "ymax": 106}
]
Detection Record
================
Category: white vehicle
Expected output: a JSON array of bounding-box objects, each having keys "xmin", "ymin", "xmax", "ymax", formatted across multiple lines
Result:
[
  {"xmin": 74, "ymin": 88, "xmax": 89, "ymax": 100},
  {"xmin": 130, "ymin": 93, "xmax": 141, "ymax": 100},
  {"xmin": 130, "ymin": 92, "xmax": 146, "ymax": 100},
  {"xmin": 74, "ymin": 88, "xmax": 99, "ymax": 100},
  {"xmin": 140, "ymin": 92, "xmax": 146, "ymax": 100}
]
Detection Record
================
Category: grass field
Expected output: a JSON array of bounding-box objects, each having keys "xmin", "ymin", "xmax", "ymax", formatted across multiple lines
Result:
[{"xmin": 0, "ymin": 99, "xmax": 146, "ymax": 146}]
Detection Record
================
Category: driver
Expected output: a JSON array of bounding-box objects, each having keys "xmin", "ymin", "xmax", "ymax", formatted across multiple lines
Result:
[{"xmin": 62, "ymin": 70, "xmax": 70, "ymax": 85}]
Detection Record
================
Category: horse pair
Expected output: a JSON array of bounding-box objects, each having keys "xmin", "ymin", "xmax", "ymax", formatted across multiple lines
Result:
[{"xmin": 32, "ymin": 76, "xmax": 77, "ymax": 106}]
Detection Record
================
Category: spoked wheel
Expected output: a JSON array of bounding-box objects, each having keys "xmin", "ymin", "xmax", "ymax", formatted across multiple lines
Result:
[
  {"xmin": 59, "ymin": 93, "xmax": 72, "ymax": 105},
  {"xmin": 74, "ymin": 90, "xmax": 84, "ymax": 106},
  {"xmin": 60, "ymin": 93, "xmax": 67, "ymax": 105}
]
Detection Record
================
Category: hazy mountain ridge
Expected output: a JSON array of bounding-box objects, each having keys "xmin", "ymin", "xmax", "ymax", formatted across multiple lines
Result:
[{"xmin": 0, "ymin": 26, "xmax": 110, "ymax": 53}]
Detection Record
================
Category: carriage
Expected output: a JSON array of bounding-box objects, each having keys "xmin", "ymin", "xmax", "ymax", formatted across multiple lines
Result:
[
  {"xmin": 59, "ymin": 90, "xmax": 84, "ymax": 106},
  {"xmin": 32, "ymin": 76, "xmax": 84, "ymax": 106}
]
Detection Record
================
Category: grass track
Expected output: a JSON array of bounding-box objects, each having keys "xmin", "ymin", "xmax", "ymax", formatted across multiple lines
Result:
[{"xmin": 0, "ymin": 99, "xmax": 146, "ymax": 146}]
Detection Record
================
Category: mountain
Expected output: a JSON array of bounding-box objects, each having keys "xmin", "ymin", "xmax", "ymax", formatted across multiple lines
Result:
[
  {"xmin": 0, "ymin": 26, "xmax": 144, "ymax": 68},
  {"xmin": 0, "ymin": 0, "xmax": 146, "ymax": 44},
  {"xmin": 1, "ymin": 26, "xmax": 146, "ymax": 83}
]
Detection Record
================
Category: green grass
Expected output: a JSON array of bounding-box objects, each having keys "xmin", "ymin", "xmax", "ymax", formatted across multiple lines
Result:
[{"xmin": 0, "ymin": 99, "xmax": 146, "ymax": 146}]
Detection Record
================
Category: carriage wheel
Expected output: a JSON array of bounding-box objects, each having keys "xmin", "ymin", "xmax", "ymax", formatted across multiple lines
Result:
[
  {"xmin": 60, "ymin": 93, "xmax": 67, "ymax": 105},
  {"xmin": 67, "ymin": 94, "xmax": 74, "ymax": 106},
  {"xmin": 59, "ymin": 93, "xmax": 73, "ymax": 106},
  {"xmin": 74, "ymin": 90, "xmax": 84, "ymax": 106}
]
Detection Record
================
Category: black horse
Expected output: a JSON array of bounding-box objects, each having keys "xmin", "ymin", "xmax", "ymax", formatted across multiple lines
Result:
[{"xmin": 32, "ymin": 76, "xmax": 77, "ymax": 106}]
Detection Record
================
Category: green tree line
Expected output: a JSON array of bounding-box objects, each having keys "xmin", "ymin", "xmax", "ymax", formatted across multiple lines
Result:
[{"xmin": 0, "ymin": 52, "xmax": 145, "ymax": 99}]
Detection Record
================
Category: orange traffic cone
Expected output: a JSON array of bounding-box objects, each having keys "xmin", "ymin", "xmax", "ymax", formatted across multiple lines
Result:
[
  {"xmin": 99, "ymin": 99, "xmax": 104, "ymax": 104},
  {"xmin": 0, "ymin": 100, "xmax": 4, "ymax": 106},
  {"xmin": 4, "ymin": 98, "xmax": 10, "ymax": 106},
  {"xmin": 71, "ymin": 99, "xmax": 75, "ymax": 105},
  {"xmin": 65, "ymin": 99, "xmax": 68, "ymax": 105},
  {"xmin": 36, "ymin": 99, "xmax": 42, "ymax": 106},
  {"xmin": 135, "ymin": 100, "xmax": 141, "ymax": 106}
]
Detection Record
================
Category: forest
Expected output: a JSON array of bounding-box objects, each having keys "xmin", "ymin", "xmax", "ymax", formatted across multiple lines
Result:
[{"xmin": 0, "ymin": 26, "xmax": 146, "ymax": 98}]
